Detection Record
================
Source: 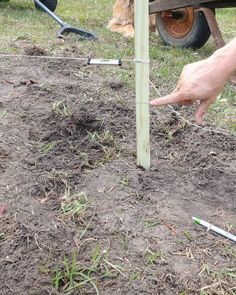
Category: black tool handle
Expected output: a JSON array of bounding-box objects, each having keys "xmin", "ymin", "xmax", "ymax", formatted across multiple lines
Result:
[{"xmin": 34, "ymin": 0, "xmax": 64, "ymax": 26}]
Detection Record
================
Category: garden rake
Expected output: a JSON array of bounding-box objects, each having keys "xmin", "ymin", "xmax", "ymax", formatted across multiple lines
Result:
[{"xmin": 34, "ymin": 0, "xmax": 96, "ymax": 40}]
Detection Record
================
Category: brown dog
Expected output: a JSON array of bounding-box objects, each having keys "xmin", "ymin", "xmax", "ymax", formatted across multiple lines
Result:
[{"xmin": 108, "ymin": 0, "xmax": 156, "ymax": 37}]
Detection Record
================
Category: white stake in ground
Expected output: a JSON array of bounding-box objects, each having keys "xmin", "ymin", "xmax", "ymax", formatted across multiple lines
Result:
[
  {"xmin": 134, "ymin": 0, "xmax": 151, "ymax": 170},
  {"xmin": 193, "ymin": 217, "xmax": 236, "ymax": 243}
]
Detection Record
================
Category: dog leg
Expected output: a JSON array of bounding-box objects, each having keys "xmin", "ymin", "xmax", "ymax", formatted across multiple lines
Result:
[
  {"xmin": 108, "ymin": 0, "xmax": 134, "ymax": 36},
  {"xmin": 108, "ymin": 0, "xmax": 156, "ymax": 37}
]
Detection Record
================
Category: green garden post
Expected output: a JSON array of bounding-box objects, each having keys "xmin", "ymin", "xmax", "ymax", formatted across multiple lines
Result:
[{"xmin": 134, "ymin": 0, "xmax": 151, "ymax": 169}]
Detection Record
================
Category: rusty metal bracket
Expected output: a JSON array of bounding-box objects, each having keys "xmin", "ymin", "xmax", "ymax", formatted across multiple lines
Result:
[{"xmin": 196, "ymin": 7, "xmax": 225, "ymax": 48}]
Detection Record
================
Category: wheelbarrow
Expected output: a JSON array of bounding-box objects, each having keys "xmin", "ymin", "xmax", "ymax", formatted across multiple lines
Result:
[
  {"xmin": 0, "ymin": 0, "xmax": 59, "ymax": 12},
  {"xmin": 149, "ymin": 0, "xmax": 236, "ymax": 49},
  {"xmin": 34, "ymin": 0, "xmax": 58, "ymax": 12}
]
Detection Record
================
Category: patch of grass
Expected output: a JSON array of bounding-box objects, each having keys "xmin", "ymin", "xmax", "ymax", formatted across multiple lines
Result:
[
  {"xmin": 119, "ymin": 174, "xmax": 129, "ymax": 187},
  {"xmin": 143, "ymin": 218, "xmax": 160, "ymax": 229},
  {"xmin": 87, "ymin": 130, "xmax": 121, "ymax": 164},
  {"xmin": 52, "ymin": 251, "xmax": 99, "ymax": 295},
  {"xmin": 206, "ymin": 84, "xmax": 236, "ymax": 133},
  {"xmin": 0, "ymin": 233, "xmax": 6, "ymax": 240},
  {"xmin": 224, "ymin": 246, "xmax": 236, "ymax": 259},
  {"xmin": 225, "ymin": 222, "xmax": 235, "ymax": 231},
  {"xmin": 76, "ymin": 151, "xmax": 92, "ymax": 168},
  {"xmin": 129, "ymin": 270, "xmax": 142, "ymax": 283},
  {"xmin": 145, "ymin": 249, "xmax": 163, "ymax": 265},
  {"xmin": 0, "ymin": 110, "xmax": 7, "ymax": 118},
  {"xmin": 199, "ymin": 265, "xmax": 236, "ymax": 295},
  {"xmin": 119, "ymin": 232, "xmax": 129, "ymax": 251},
  {"xmin": 52, "ymin": 247, "xmax": 125, "ymax": 294},
  {"xmin": 90, "ymin": 243, "xmax": 125, "ymax": 278},
  {"xmin": 61, "ymin": 191, "xmax": 89, "ymax": 219},
  {"xmin": 39, "ymin": 141, "xmax": 57, "ymax": 154},
  {"xmin": 87, "ymin": 130, "xmax": 116, "ymax": 147},
  {"xmin": 38, "ymin": 256, "xmax": 52, "ymax": 275},
  {"xmin": 183, "ymin": 230, "xmax": 193, "ymax": 241},
  {"xmin": 52, "ymin": 100, "xmax": 72, "ymax": 117}
]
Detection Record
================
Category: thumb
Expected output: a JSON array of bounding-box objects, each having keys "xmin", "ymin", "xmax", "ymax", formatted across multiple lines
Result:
[
  {"xmin": 195, "ymin": 99, "xmax": 213, "ymax": 124},
  {"xmin": 150, "ymin": 92, "xmax": 184, "ymax": 107}
]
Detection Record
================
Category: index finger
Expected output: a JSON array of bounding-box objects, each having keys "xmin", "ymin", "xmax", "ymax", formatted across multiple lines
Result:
[{"xmin": 150, "ymin": 92, "xmax": 185, "ymax": 107}]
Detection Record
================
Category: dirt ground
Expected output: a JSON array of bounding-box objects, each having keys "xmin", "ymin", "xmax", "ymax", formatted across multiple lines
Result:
[{"xmin": 0, "ymin": 53, "xmax": 235, "ymax": 295}]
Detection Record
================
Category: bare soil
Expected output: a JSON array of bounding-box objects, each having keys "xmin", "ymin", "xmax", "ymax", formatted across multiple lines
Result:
[{"xmin": 0, "ymin": 55, "xmax": 235, "ymax": 295}]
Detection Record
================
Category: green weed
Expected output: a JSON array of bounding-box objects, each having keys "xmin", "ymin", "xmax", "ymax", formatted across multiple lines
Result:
[
  {"xmin": 145, "ymin": 249, "xmax": 163, "ymax": 265},
  {"xmin": 87, "ymin": 130, "xmax": 121, "ymax": 164},
  {"xmin": 91, "ymin": 244, "xmax": 102, "ymax": 268},
  {"xmin": 119, "ymin": 232, "xmax": 129, "ymax": 251},
  {"xmin": 224, "ymin": 246, "xmax": 236, "ymax": 258},
  {"xmin": 143, "ymin": 218, "xmax": 160, "ymax": 229},
  {"xmin": 52, "ymin": 247, "xmax": 125, "ymax": 294},
  {"xmin": 129, "ymin": 271, "xmax": 141, "ymax": 283},
  {"xmin": 0, "ymin": 110, "xmax": 7, "ymax": 118},
  {"xmin": 119, "ymin": 174, "xmax": 129, "ymax": 187},
  {"xmin": 61, "ymin": 191, "xmax": 89, "ymax": 219},
  {"xmin": 53, "ymin": 268, "xmax": 63, "ymax": 290},
  {"xmin": 52, "ymin": 101, "xmax": 71, "ymax": 117},
  {"xmin": 52, "ymin": 252, "xmax": 99, "ymax": 294},
  {"xmin": 40, "ymin": 141, "xmax": 56, "ymax": 154},
  {"xmin": 183, "ymin": 230, "xmax": 193, "ymax": 241}
]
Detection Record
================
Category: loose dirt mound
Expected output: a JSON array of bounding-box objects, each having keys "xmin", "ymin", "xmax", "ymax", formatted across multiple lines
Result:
[{"xmin": 0, "ymin": 57, "xmax": 235, "ymax": 295}]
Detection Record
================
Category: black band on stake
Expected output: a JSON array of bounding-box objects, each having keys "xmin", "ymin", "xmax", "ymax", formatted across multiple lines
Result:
[{"xmin": 87, "ymin": 58, "xmax": 122, "ymax": 66}]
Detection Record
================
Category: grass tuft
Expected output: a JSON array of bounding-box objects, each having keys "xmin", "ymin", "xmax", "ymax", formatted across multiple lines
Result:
[
  {"xmin": 52, "ymin": 101, "xmax": 72, "ymax": 118},
  {"xmin": 61, "ymin": 191, "xmax": 89, "ymax": 219},
  {"xmin": 40, "ymin": 141, "xmax": 57, "ymax": 154},
  {"xmin": 52, "ymin": 246, "xmax": 125, "ymax": 294}
]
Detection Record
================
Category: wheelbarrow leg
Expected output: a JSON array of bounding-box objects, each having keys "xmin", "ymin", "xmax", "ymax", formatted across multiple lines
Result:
[{"xmin": 197, "ymin": 7, "xmax": 225, "ymax": 48}]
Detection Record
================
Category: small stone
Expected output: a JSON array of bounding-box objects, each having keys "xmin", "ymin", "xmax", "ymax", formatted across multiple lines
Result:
[
  {"xmin": 0, "ymin": 144, "xmax": 10, "ymax": 157},
  {"xmin": 0, "ymin": 205, "xmax": 6, "ymax": 215}
]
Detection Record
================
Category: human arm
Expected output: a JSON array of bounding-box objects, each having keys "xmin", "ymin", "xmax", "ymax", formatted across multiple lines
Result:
[{"xmin": 150, "ymin": 38, "xmax": 236, "ymax": 124}]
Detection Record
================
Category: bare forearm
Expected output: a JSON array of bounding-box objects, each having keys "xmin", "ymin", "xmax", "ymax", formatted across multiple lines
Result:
[{"xmin": 210, "ymin": 38, "xmax": 236, "ymax": 77}]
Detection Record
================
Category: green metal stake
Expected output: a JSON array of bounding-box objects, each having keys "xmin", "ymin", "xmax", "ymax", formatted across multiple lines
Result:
[{"xmin": 134, "ymin": 0, "xmax": 151, "ymax": 170}]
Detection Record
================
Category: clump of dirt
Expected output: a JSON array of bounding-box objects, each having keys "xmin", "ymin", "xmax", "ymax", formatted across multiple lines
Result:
[
  {"xmin": 108, "ymin": 78, "xmax": 124, "ymax": 90},
  {"xmin": 0, "ymin": 57, "xmax": 235, "ymax": 295},
  {"xmin": 24, "ymin": 45, "xmax": 47, "ymax": 56}
]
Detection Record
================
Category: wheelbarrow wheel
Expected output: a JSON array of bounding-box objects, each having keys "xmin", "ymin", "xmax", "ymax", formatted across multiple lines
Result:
[
  {"xmin": 156, "ymin": 7, "xmax": 212, "ymax": 49},
  {"xmin": 34, "ymin": 0, "xmax": 58, "ymax": 12}
]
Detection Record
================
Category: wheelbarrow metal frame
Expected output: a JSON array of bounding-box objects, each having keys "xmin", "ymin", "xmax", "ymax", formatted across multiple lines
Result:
[
  {"xmin": 149, "ymin": 0, "xmax": 236, "ymax": 14},
  {"xmin": 149, "ymin": 0, "xmax": 236, "ymax": 48}
]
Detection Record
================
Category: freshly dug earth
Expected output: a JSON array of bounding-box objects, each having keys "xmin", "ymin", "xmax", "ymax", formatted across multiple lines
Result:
[{"xmin": 0, "ymin": 56, "xmax": 235, "ymax": 295}]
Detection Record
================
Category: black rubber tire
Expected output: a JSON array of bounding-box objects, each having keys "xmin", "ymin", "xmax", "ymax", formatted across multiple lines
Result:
[
  {"xmin": 34, "ymin": 0, "xmax": 58, "ymax": 12},
  {"xmin": 156, "ymin": 9, "xmax": 212, "ymax": 49}
]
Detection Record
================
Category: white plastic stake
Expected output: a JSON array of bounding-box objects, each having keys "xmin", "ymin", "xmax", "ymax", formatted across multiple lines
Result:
[
  {"xmin": 193, "ymin": 217, "xmax": 236, "ymax": 242},
  {"xmin": 134, "ymin": 0, "xmax": 150, "ymax": 169}
]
